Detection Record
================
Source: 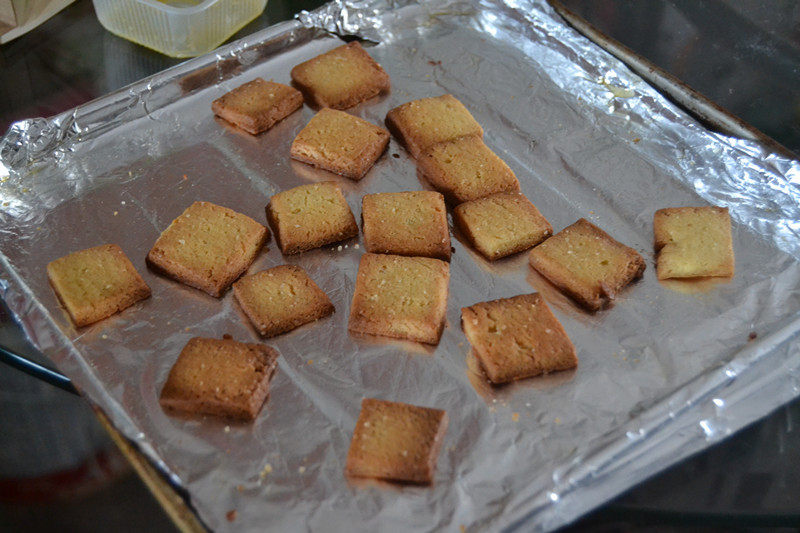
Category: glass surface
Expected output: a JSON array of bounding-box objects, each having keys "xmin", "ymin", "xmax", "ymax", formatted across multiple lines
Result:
[{"xmin": 557, "ymin": 0, "xmax": 800, "ymax": 156}]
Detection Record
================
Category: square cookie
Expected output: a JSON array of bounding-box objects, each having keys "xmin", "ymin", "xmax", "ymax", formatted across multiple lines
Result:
[
  {"xmin": 147, "ymin": 202, "xmax": 268, "ymax": 297},
  {"xmin": 385, "ymin": 94, "xmax": 483, "ymax": 158},
  {"xmin": 462, "ymin": 293, "xmax": 577, "ymax": 384},
  {"xmin": 290, "ymin": 108, "xmax": 390, "ymax": 180},
  {"xmin": 266, "ymin": 182, "xmax": 359, "ymax": 254},
  {"xmin": 654, "ymin": 206, "xmax": 734, "ymax": 280},
  {"xmin": 528, "ymin": 218, "xmax": 645, "ymax": 311},
  {"xmin": 454, "ymin": 193, "xmax": 552, "ymax": 260},
  {"xmin": 211, "ymin": 78, "xmax": 303, "ymax": 134},
  {"xmin": 159, "ymin": 337, "xmax": 279, "ymax": 421},
  {"xmin": 290, "ymin": 42, "xmax": 390, "ymax": 109},
  {"xmin": 417, "ymin": 136, "xmax": 521, "ymax": 204},
  {"xmin": 345, "ymin": 398, "xmax": 448, "ymax": 484},
  {"xmin": 47, "ymin": 244, "xmax": 151, "ymax": 327},
  {"xmin": 234, "ymin": 265, "xmax": 335, "ymax": 337},
  {"xmin": 348, "ymin": 253, "xmax": 450, "ymax": 344},
  {"xmin": 362, "ymin": 191, "xmax": 451, "ymax": 260}
]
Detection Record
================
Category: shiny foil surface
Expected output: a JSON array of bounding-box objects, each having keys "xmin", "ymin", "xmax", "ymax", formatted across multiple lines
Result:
[{"xmin": 2, "ymin": 1, "xmax": 800, "ymax": 531}]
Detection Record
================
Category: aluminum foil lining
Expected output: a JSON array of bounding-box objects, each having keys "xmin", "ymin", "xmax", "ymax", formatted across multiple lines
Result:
[{"xmin": 2, "ymin": 1, "xmax": 800, "ymax": 531}]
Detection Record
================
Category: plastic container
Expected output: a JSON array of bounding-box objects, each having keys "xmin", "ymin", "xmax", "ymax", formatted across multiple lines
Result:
[{"xmin": 92, "ymin": 0, "xmax": 268, "ymax": 58}]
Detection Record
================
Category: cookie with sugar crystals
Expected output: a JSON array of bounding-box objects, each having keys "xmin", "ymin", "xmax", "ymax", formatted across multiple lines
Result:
[
  {"xmin": 528, "ymin": 218, "xmax": 645, "ymax": 311},
  {"xmin": 454, "ymin": 192, "xmax": 552, "ymax": 260},
  {"xmin": 266, "ymin": 182, "xmax": 358, "ymax": 254},
  {"xmin": 233, "ymin": 265, "xmax": 334, "ymax": 337},
  {"xmin": 345, "ymin": 398, "xmax": 448, "ymax": 485},
  {"xmin": 654, "ymin": 206, "xmax": 734, "ymax": 280},
  {"xmin": 290, "ymin": 42, "xmax": 390, "ymax": 109},
  {"xmin": 385, "ymin": 94, "xmax": 483, "ymax": 158},
  {"xmin": 462, "ymin": 293, "xmax": 577, "ymax": 384},
  {"xmin": 348, "ymin": 253, "xmax": 450, "ymax": 344},
  {"xmin": 290, "ymin": 108, "xmax": 390, "ymax": 180},
  {"xmin": 362, "ymin": 191, "xmax": 451, "ymax": 260},
  {"xmin": 417, "ymin": 136, "xmax": 520, "ymax": 204},
  {"xmin": 47, "ymin": 244, "xmax": 151, "ymax": 327},
  {"xmin": 212, "ymin": 78, "xmax": 303, "ymax": 134},
  {"xmin": 159, "ymin": 337, "xmax": 279, "ymax": 421},
  {"xmin": 147, "ymin": 201, "xmax": 268, "ymax": 297}
]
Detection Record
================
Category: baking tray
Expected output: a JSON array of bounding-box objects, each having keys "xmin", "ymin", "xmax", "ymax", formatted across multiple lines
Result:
[{"xmin": 2, "ymin": 1, "xmax": 800, "ymax": 531}]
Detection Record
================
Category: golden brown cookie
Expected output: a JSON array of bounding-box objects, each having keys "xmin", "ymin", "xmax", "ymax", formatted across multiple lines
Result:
[
  {"xmin": 385, "ymin": 94, "xmax": 483, "ymax": 158},
  {"xmin": 654, "ymin": 206, "xmax": 734, "ymax": 280},
  {"xmin": 159, "ymin": 337, "xmax": 279, "ymax": 421},
  {"xmin": 211, "ymin": 78, "xmax": 303, "ymax": 134},
  {"xmin": 362, "ymin": 191, "xmax": 451, "ymax": 260},
  {"xmin": 233, "ymin": 265, "xmax": 334, "ymax": 337},
  {"xmin": 47, "ymin": 244, "xmax": 151, "ymax": 327},
  {"xmin": 528, "ymin": 218, "xmax": 645, "ymax": 311},
  {"xmin": 266, "ymin": 182, "xmax": 358, "ymax": 254},
  {"xmin": 461, "ymin": 293, "xmax": 577, "ymax": 384},
  {"xmin": 290, "ymin": 108, "xmax": 390, "ymax": 180},
  {"xmin": 290, "ymin": 42, "xmax": 390, "ymax": 109},
  {"xmin": 345, "ymin": 398, "xmax": 448, "ymax": 484},
  {"xmin": 417, "ymin": 136, "xmax": 520, "ymax": 204},
  {"xmin": 454, "ymin": 193, "xmax": 552, "ymax": 260},
  {"xmin": 348, "ymin": 253, "xmax": 450, "ymax": 344},
  {"xmin": 147, "ymin": 202, "xmax": 268, "ymax": 297}
]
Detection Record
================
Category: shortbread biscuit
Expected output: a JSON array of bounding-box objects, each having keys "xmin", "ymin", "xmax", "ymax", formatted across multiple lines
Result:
[
  {"xmin": 385, "ymin": 94, "xmax": 483, "ymax": 158},
  {"xmin": 47, "ymin": 244, "xmax": 151, "ymax": 327},
  {"xmin": 417, "ymin": 136, "xmax": 521, "ymax": 204},
  {"xmin": 461, "ymin": 293, "xmax": 577, "ymax": 384},
  {"xmin": 266, "ymin": 182, "xmax": 359, "ymax": 254},
  {"xmin": 362, "ymin": 191, "xmax": 451, "ymax": 260},
  {"xmin": 348, "ymin": 253, "xmax": 449, "ymax": 344},
  {"xmin": 290, "ymin": 108, "xmax": 390, "ymax": 180},
  {"xmin": 233, "ymin": 265, "xmax": 334, "ymax": 337},
  {"xmin": 654, "ymin": 206, "xmax": 734, "ymax": 280},
  {"xmin": 345, "ymin": 398, "xmax": 448, "ymax": 484},
  {"xmin": 290, "ymin": 42, "xmax": 390, "ymax": 109},
  {"xmin": 159, "ymin": 337, "xmax": 279, "ymax": 421},
  {"xmin": 454, "ymin": 193, "xmax": 552, "ymax": 260},
  {"xmin": 147, "ymin": 202, "xmax": 268, "ymax": 297},
  {"xmin": 528, "ymin": 218, "xmax": 645, "ymax": 311},
  {"xmin": 211, "ymin": 78, "xmax": 303, "ymax": 134}
]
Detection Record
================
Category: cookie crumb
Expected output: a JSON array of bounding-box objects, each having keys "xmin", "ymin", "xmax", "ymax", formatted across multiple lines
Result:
[
  {"xmin": 511, "ymin": 412, "xmax": 520, "ymax": 422},
  {"xmin": 226, "ymin": 510, "xmax": 237, "ymax": 522},
  {"xmin": 259, "ymin": 463, "xmax": 273, "ymax": 478},
  {"xmin": 748, "ymin": 331, "xmax": 758, "ymax": 341}
]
